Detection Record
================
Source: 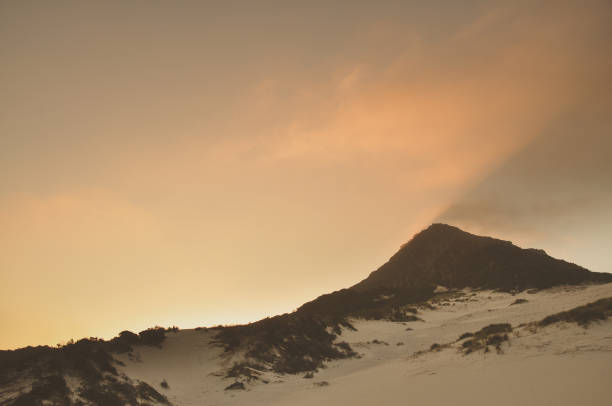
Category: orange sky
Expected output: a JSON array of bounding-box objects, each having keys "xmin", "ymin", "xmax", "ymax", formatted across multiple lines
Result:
[{"xmin": 1, "ymin": 1, "xmax": 611, "ymax": 350}]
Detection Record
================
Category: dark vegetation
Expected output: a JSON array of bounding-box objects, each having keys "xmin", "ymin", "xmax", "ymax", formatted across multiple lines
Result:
[
  {"xmin": 0, "ymin": 327, "xmax": 174, "ymax": 406},
  {"xmin": 77, "ymin": 379, "xmax": 170, "ymax": 406},
  {"xmin": 224, "ymin": 381, "xmax": 245, "ymax": 391},
  {"xmin": 160, "ymin": 379, "xmax": 170, "ymax": 389},
  {"xmin": 226, "ymin": 361, "xmax": 267, "ymax": 382},
  {"xmin": 214, "ymin": 285, "xmax": 434, "ymax": 376},
  {"xmin": 296, "ymin": 286, "xmax": 434, "ymax": 321},
  {"xmin": 214, "ymin": 314, "xmax": 356, "ymax": 375},
  {"xmin": 424, "ymin": 298, "xmax": 612, "ymax": 359},
  {"xmin": 457, "ymin": 332, "xmax": 474, "ymax": 340},
  {"xmin": 6, "ymin": 373, "xmax": 171, "ymax": 406},
  {"xmin": 136, "ymin": 328, "xmax": 167, "ymax": 347},
  {"xmin": 539, "ymin": 297, "xmax": 612, "ymax": 327},
  {"xmin": 9, "ymin": 374, "xmax": 71, "ymax": 406},
  {"xmin": 0, "ymin": 328, "xmax": 168, "ymax": 380},
  {"xmin": 458, "ymin": 323, "xmax": 513, "ymax": 354},
  {"xmin": 388, "ymin": 311, "xmax": 421, "ymax": 322}
]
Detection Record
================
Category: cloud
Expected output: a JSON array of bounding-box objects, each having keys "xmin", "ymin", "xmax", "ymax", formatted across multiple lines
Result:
[
  {"xmin": 2, "ymin": 0, "xmax": 612, "ymax": 349},
  {"xmin": 437, "ymin": 107, "xmax": 612, "ymax": 271},
  {"xmin": 199, "ymin": 0, "xmax": 611, "ymax": 202}
]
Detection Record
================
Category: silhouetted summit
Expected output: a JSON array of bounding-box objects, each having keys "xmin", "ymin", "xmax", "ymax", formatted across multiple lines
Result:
[{"xmin": 352, "ymin": 223, "xmax": 612, "ymax": 292}]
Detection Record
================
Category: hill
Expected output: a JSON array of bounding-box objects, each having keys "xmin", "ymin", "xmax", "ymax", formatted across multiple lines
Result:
[
  {"xmin": 353, "ymin": 223, "xmax": 612, "ymax": 292},
  {"xmin": 2, "ymin": 224, "xmax": 611, "ymax": 405}
]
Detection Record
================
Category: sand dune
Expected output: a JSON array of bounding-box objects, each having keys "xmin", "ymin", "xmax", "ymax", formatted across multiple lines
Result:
[{"xmin": 115, "ymin": 283, "xmax": 612, "ymax": 405}]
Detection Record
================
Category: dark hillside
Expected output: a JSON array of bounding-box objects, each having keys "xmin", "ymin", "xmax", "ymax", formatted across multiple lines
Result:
[
  {"xmin": 353, "ymin": 224, "xmax": 612, "ymax": 292},
  {"xmin": 214, "ymin": 224, "xmax": 612, "ymax": 376}
]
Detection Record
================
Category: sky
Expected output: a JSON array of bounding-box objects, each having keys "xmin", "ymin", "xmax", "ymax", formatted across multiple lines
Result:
[{"xmin": 1, "ymin": 0, "xmax": 611, "ymax": 350}]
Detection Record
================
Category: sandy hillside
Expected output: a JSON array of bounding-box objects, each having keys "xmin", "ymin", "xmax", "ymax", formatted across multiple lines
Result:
[{"xmin": 117, "ymin": 282, "xmax": 612, "ymax": 406}]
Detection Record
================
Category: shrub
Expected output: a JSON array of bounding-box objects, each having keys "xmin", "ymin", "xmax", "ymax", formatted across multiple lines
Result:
[
  {"xmin": 77, "ymin": 379, "xmax": 170, "ymax": 406},
  {"xmin": 11, "ymin": 375, "xmax": 71, "ymax": 406},
  {"xmin": 485, "ymin": 334, "xmax": 508, "ymax": 347},
  {"xmin": 388, "ymin": 308, "xmax": 421, "ymax": 322},
  {"xmin": 226, "ymin": 362, "xmax": 265, "ymax": 381},
  {"xmin": 539, "ymin": 297, "xmax": 612, "ymax": 327},
  {"xmin": 212, "ymin": 285, "xmax": 435, "ymax": 376},
  {"xmin": 109, "ymin": 330, "xmax": 139, "ymax": 353},
  {"xmin": 0, "ymin": 346, "xmax": 55, "ymax": 377},
  {"xmin": 476, "ymin": 324, "xmax": 512, "ymax": 337},
  {"xmin": 137, "ymin": 382, "xmax": 170, "ymax": 404},
  {"xmin": 214, "ymin": 314, "xmax": 355, "ymax": 375},
  {"xmin": 225, "ymin": 382, "xmax": 245, "ymax": 391},
  {"xmin": 118, "ymin": 330, "xmax": 139, "ymax": 343},
  {"xmin": 2, "ymin": 326, "xmax": 177, "ymax": 405},
  {"xmin": 460, "ymin": 323, "xmax": 512, "ymax": 355},
  {"xmin": 138, "ymin": 327, "xmax": 166, "ymax": 347}
]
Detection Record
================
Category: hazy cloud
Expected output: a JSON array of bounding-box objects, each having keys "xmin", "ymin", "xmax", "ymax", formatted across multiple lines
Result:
[{"xmin": 1, "ymin": 0, "xmax": 611, "ymax": 349}]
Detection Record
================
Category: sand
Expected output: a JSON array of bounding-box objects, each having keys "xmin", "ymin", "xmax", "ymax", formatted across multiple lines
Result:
[{"xmin": 116, "ymin": 283, "xmax": 612, "ymax": 405}]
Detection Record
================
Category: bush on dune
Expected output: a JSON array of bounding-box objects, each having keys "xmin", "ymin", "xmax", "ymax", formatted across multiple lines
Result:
[
  {"xmin": 10, "ymin": 374, "xmax": 71, "ymax": 406},
  {"xmin": 214, "ymin": 314, "xmax": 356, "ymax": 374},
  {"xmin": 138, "ymin": 327, "xmax": 167, "ymax": 347},
  {"xmin": 1, "ymin": 326, "xmax": 175, "ymax": 406},
  {"xmin": 213, "ymin": 285, "xmax": 436, "ymax": 376},
  {"xmin": 539, "ymin": 297, "xmax": 612, "ymax": 327},
  {"xmin": 458, "ymin": 323, "xmax": 513, "ymax": 355}
]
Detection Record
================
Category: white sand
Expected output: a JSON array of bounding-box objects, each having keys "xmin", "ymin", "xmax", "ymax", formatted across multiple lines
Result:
[{"xmin": 117, "ymin": 283, "xmax": 612, "ymax": 405}]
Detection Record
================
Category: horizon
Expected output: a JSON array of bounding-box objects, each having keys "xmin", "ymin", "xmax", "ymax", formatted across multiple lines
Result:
[
  {"xmin": 0, "ymin": 222, "xmax": 600, "ymax": 351},
  {"xmin": 2, "ymin": 0, "xmax": 611, "ymax": 350}
]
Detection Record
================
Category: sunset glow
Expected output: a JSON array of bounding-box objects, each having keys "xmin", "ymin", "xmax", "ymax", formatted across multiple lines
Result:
[{"xmin": 1, "ymin": 1, "xmax": 611, "ymax": 350}]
